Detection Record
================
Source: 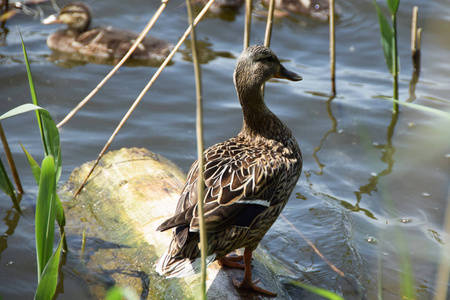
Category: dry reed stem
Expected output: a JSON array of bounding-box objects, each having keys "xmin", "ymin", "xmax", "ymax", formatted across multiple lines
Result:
[
  {"xmin": 411, "ymin": 6, "xmax": 418, "ymax": 53},
  {"xmin": 73, "ymin": 0, "xmax": 216, "ymax": 198},
  {"xmin": 0, "ymin": 122, "xmax": 23, "ymax": 195},
  {"xmin": 185, "ymin": 0, "xmax": 207, "ymax": 297},
  {"xmin": 411, "ymin": 6, "xmax": 421, "ymax": 73},
  {"xmin": 243, "ymin": 0, "xmax": 252, "ymax": 49},
  {"xmin": 263, "ymin": 0, "xmax": 275, "ymax": 47},
  {"xmin": 280, "ymin": 213, "xmax": 345, "ymax": 277},
  {"xmin": 261, "ymin": 0, "xmax": 275, "ymax": 96},
  {"xmin": 329, "ymin": 0, "xmax": 336, "ymax": 95},
  {"xmin": 56, "ymin": 0, "xmax": 170, "ymax": 128}
]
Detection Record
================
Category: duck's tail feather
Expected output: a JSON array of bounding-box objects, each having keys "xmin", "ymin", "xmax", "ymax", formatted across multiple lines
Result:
[{"xmin": 156, "ymin": 244, "xmax": 216, "ymax": 278}]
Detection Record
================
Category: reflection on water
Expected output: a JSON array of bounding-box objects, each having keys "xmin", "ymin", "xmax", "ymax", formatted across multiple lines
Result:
[
  {"xmin": 46, "ymin": 51, "xmax": 174, "ymax": 68},
  {"xmin": 0, "ymin": 209, "xmax": 20, "ymax": 258},
  {"xmin": 181, "ymin": 39, "xmax": 235, "ymax": 64},
  {"xmin": 311, "ymin": 95, "xmax": 338, "ymax": 176}
]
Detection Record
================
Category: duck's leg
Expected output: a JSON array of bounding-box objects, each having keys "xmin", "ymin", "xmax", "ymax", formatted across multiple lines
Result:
[
  {"xmin": 218, "ymin": 254, "xmax": 244, "ymax": 269},
  {"xmin": 232, "ymin": 248, "xmax": 277, "ymax": 296}
]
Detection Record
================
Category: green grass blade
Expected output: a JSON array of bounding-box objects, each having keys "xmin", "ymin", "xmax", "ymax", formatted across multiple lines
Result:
[
  {"xmin": 386, "ymin": 0, "xmax": 400, "ymax": 15},
  {"xmin": 54, "ymin": 193, "xmax": 66, "ymax": 227},
  {"xmin": 20, "ymin": 142, "xmax": 41, "ymax": 185},
  {"xmin": 0, "ymin": 157, "xmax": 21, "ymax": 212},
  {"xmin": 1, "ymin": 106, "xmax": 62, "ymax": 181},
  {"xmin": 0, "ymin": 104, "xmax": 43, "ymax": 121},
  {"xmin": 20, "ymin": 31, "xmax": 43, "ymax": 134},
  {"xmin": 35, "ymin": 155, "xmax": 56, "ymax": 279},
  {"xmin": 380, "ymin": 97, "xmax": 450, "ymax": 119},
  {"xmin": 34, "ymin": 234, "xmax": 64, "ymax": 300},
  {"xmin": 39, "ymin": 110, "xmax": 62, "ymax": 181},
  {"xmin": 372, "ymin": 0, "xmax": 394, "ymax": 75},
  {"xmin": 20, "ymin": 33, "xmax": 61, "ymax": 175},
  {"xmin": 290, "ymin": 281, "xmax": 345, "ymax": 300}
]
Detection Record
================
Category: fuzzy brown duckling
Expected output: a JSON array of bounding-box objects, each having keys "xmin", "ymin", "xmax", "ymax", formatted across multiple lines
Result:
[
  {"xmin": 156, "ymin": 45, "xmax": 303, "ymax": 296},
  {"xmin": 42, "ymin": 2, "xmax": 172, "ymax": 62}
]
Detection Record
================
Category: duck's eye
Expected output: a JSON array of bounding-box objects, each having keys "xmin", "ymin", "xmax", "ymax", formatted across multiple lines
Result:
[
  {"xmin": 257, "ymin": 55, "xmax": 276, "ymax": 63},
  {"xmin": 77, "ymin": 17, "xmax": 83, "ymax": 22}
]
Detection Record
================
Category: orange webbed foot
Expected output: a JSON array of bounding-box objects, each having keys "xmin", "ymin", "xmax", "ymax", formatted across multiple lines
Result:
[
  {"xmin": 230, "ymin": 248, "xmax": 277, "ymax": 296},
  {"xmin": 232, "ymin": 276, "xmax": 277, "ymax": 296},
  {"xmin": 218, "ymin": 255, "xmax": 245, "ymax": 269}
]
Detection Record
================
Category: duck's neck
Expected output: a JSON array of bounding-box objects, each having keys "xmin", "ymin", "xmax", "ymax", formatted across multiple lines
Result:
[{"xmin": 236, "ymin": 82, "xmax": 289, "ymax": 142}]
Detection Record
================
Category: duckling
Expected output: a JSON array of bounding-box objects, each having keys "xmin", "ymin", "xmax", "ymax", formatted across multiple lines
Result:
[
  {"xmin": 262, "ymin": 0, "xmax": 340, "ymax": 21},
  {"xmin": 42, "ymin": 2, "xmax": 172, "ymax": 63},
  {"xmin": 156, "ymin": 45, "xmax": 302, "ymax": 296}
]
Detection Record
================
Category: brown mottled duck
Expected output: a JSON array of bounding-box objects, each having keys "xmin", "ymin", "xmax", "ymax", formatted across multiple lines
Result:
[
  {"xmin": 42, "ymin": 2, "xmax": 172, "ymax": 62},
  {"xmin": 156, "ymin": 45, "xmax": 303, "ymax": 296}
]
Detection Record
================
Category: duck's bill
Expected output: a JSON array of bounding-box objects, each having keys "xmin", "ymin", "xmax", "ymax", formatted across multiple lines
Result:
[
  {"xmin": 42, "ymin": 14, "xmax": 61, "ymax": 25},
  {"xmin": 275, "ymin": 65, "xmax": 302, "ymax": 81}
]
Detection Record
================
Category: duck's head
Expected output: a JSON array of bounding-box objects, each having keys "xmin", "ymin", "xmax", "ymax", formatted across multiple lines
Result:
[
  {"xmin": 42, "ymin": 2, "xmax": 92, "ymax": 33},
  {"xmin": 234, "ymin": 45, "xmax": 302, "ymax": 91}
]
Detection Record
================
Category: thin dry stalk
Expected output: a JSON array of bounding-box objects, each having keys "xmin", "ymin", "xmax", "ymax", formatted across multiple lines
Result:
[
  {"xmin": 329, "ymin": 0, "xmax": 336, "ymax": 95},
  {"xmin": 57, "ymin": 0, "xmax": 170, "ymax": 128},
  {"xmin": 186, "ymin": 0, "xmax": 207, "ymax": 297},
  {"xmin": 263, "ymin": 0, "xmax": 275, "ymax": 47},
  {"xmin": 411, "ymin": 6, "xmax": 418, "ymax": 55},
  {"xmin": 407, "ymin": 6, "xmax": 422, "ymax": 103},
  {"xmin": 280, "ymin": 213, "xmax": 345, "ymax": 277},
  {"xmin": 243, "ymin": 0, "xmax": 252, "ymax": 49},
  {"xmin": 0, "ymin": 122, "xmax": 23, "ymax": 194},
  {"xmin": 73, "ymin": 0, "xmax": 217, "ymax": 198},
  {"xmin": 411, "ymin": 6, "xmax": 421, "ymax": 73},
  {"xmin": 262, "ymin": 0, "xmax": 275, "ymax": 96}
]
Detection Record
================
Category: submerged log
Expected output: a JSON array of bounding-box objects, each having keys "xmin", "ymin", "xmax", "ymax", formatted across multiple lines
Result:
[{"xmin": 59, "ymin": 147, "xmax": 294, "ymax": 299}]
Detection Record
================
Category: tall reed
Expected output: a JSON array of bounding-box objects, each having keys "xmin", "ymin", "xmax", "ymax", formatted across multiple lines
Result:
[{"xmin": 185, "ymin": 0, "xmax": 207, "ymax": 298}]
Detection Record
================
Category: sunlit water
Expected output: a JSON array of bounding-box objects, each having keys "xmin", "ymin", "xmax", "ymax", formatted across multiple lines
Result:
[{"xmin": 1, "ymin": 0, "xmax": 449, "ymax": 299}]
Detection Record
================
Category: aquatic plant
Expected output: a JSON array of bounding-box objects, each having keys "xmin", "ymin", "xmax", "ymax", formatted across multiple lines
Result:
[
  {"xmin": 372, "ymin": 0, "xmax": 400, "ymax": 113},
  {"xmin": 0, "ymin": 145, "xmax": 21, "ymax": 212},
  {"xmin": 0, "ymin": 36, "xmax": 66, "ymax": 300}
]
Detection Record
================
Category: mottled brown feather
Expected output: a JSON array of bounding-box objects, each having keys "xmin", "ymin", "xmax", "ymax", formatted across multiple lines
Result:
[{"xmin": 156, "ymin": 45, "xmax": 303, "ymax": 278}]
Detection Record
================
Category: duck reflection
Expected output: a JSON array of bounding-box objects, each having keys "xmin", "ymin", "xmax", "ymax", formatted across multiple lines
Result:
[
  {"xmin": 192, "ymin": 0, "xmax": 244, "ymax": 21},
  {"xmin": 181, "ymin": 39, "xmax": 235, "ymax": 64}
]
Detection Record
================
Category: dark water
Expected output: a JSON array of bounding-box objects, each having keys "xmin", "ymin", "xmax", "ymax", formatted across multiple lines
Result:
[{"xmin": 1, "ymin": 0, "xmax": 449, "ymax": 299}]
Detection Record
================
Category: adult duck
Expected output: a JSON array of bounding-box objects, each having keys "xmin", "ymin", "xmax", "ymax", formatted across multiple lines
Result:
[
  {"xmin": 156, "ymin": 45, "xmax": 303, "ymax": 295},
  {"xmin": 42, "ymin": 2, "xmax": 172, "ymax": 63}
]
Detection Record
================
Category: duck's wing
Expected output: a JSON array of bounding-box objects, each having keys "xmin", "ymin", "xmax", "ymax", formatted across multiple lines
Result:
[
  {"xmin": 73, "ymin": 28, "xmax": 112, "ymax": 58},
  {"xmin": 157, "ymin": 140, "xmax": 284, "ymax": 234},
  {"xmin": 75, "ymin": 27, "xmax": 170, "ymax": 60}
]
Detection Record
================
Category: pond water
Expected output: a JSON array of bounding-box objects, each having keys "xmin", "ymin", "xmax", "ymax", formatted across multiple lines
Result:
[{"xmin": 1, "ymin": 0, "xmax": 449, "ymax": 299}]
